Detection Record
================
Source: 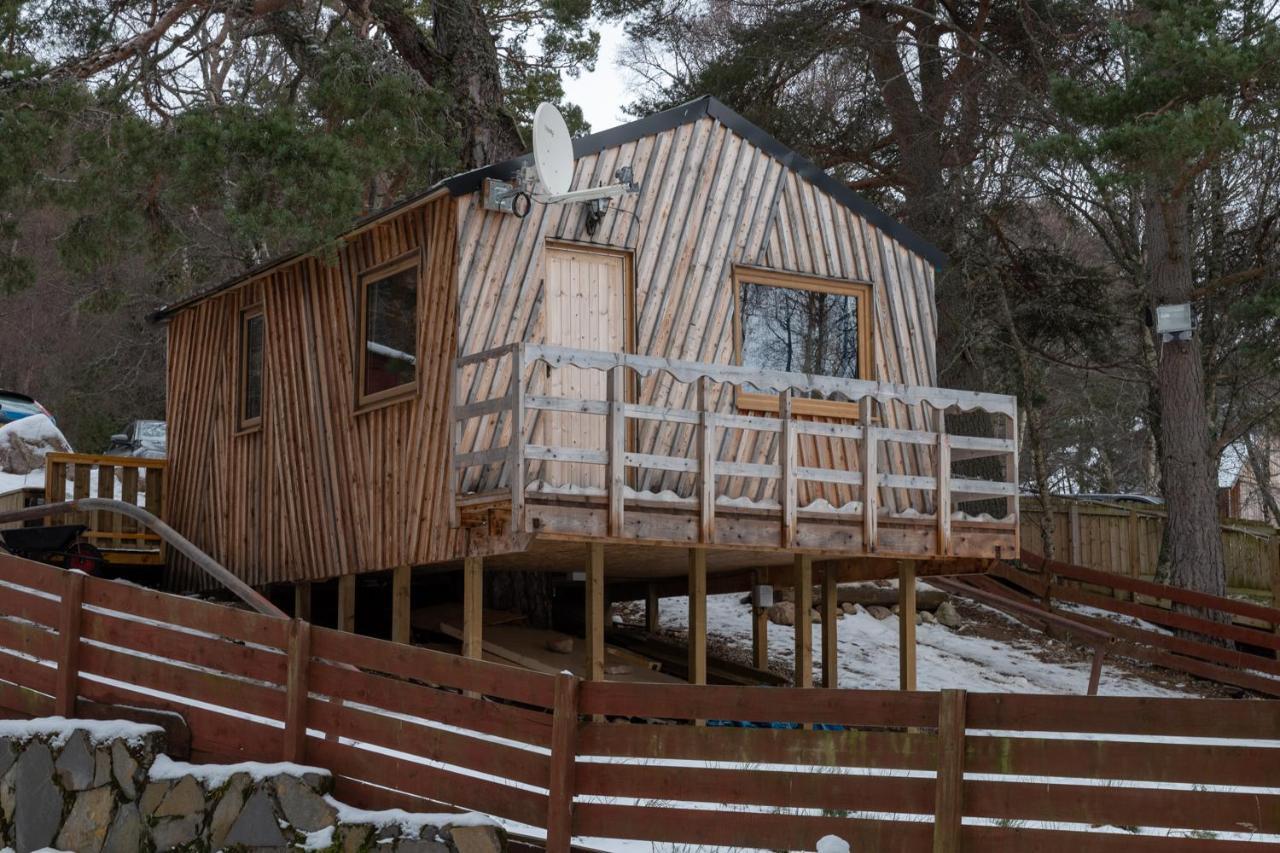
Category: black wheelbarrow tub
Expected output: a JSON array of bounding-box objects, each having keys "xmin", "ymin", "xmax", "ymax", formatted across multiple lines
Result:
[{"xmin": 0, "ymin": 524, "xmax": 88, "ymax": 555}]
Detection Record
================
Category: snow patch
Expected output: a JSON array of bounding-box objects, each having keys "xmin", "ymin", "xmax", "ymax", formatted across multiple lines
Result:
[
  {"xmin": 324, "ymin": 795, "xmax": 497, "ymax": 834},
  {"xmin": 149, "ymin": 754, "xmax": 329, "ymax": 787},
  {"xmin": 817, "ymin": 835, "xmax": 851, "ymax": 853},
  {"xmin": 0, "ymin": 717, "xmax": 162, "ymax": 747}
]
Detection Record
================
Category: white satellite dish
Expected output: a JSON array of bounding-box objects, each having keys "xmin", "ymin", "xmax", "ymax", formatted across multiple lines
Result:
[{"xmin": 532, "ymin": 102, "xmax": 575, "ymax": 197}]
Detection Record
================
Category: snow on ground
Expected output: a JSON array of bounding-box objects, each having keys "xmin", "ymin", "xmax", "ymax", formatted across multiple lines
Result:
[
  {"xmin": 0, "ymin": 716, "xmax": 162, "ymax": 746},
  {"xmin": 150, "ymin": 754, "xmax": 330, "ymax": 786},
  {"xmin": 647, "ymin": 587, "xmax": 1195, "ymax": 697}
]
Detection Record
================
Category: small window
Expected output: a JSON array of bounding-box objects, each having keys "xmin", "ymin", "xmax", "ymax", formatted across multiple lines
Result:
[
  {"xmin": 734, "ymin": 268, "xmax": 873, "ymax": 415},
  {"xmin": 239, "ymin": 308, "xmax": 265, "ymax": 430},
  {"xmin": 358, "ymin": 254, "xmax": 419, "ymax": 406}
]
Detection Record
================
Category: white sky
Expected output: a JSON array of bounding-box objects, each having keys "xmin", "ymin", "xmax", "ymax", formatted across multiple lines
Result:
[{"xmin": 560, "ymin": 20, "xmax": 632, "ymax": 133}]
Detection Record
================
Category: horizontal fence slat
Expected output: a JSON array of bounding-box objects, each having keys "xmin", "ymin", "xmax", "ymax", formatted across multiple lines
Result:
[
  {"xmin": 526, "ymin": 395, "xmax": 609, "ymax": 416},
  {"xmin": 0, "ymin": 679, "xmax": 54, "ymax": 717},
  {"xmin": 79, "ymin": 609, "xmax": 287, "ymax": 686},
  {"xmin": 967, "ymin": 734, "xmax": 1280, "ymax": 787},
  {"xmin": 572, "ymin": 804, "xmax": 935, "ymax": 851},
  {"xmin": 307, "ymin": 738, "xmax": 548, "ymax": 829},
  {"xmin": 82, "ymin": 576, "xmax": 288, "ymax": 650},
  {"xmin": 619, "ymin": 402, "xmax": 701, "ymax": 424},
  {"xmin": 0, "ymin": 614, "xmax": 57, "ymax": 661},
  {"xmin": 523, "ymin": 445, "xmax": 607, "ymax": 465},
  {"xmin": 578, "ymin": 683, "xmax": 940, "ymax": 727},
  {"xmin": 964, "ymin": 823, "xmax": 1280, "ymax": 852},
  {"xmin": 0, "ymin": 583, "xmax": 61, "ymax": 628},
  {"xmin": 574, "ymin": 763, "xmax": 936, "ymax": 814},
  {"xmin": 309, "ymin": 661, "xmax": 553, "ymax": 748},
  {"xmin": 622, "ymin": 452, "xmax": 698, "ymax": 473},
  {"xmin": 0, "ymin": 650, "xmax": 55, "ymax": 695},
  {"xmin": 966, "ymin": 693, "xmax": 1280, "ymax": 739},
  {"xmin": 306, "ymin": 698, "xmax": 549, "ymax": 789},
  {"xmin": 965, "ymin": 778, "xmax": 1280, "ymax": 834},
  {"xmin": 795, "ymin": 466, "xmax": 863, "ymax": 486},
  {"xmin": 79, "ymin": 643, "xmax": 285, "ymax": 720},
  {"xmin": 577, "ymin": 723, "xmax": 938, "ymax": 770},
  {"xmin": 310, "ymin": 626, "xmax": 554, "ymax": 709},
  {"xmin": 0, "ymin": 555, "xmax": 66, "ymax": 596}
]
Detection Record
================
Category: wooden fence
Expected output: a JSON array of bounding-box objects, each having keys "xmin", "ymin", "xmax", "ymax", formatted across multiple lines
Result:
[
  {"xmin": 43, "ymin": 451, "xmax": 166, "ymax": 559},
  {"xmin": 1, "ymin": 552, "xmax": 1279, "ymax": 851},
  {"xmin": 1021, "ymin": 498, "xmax": 1280, "ymax": 597}
]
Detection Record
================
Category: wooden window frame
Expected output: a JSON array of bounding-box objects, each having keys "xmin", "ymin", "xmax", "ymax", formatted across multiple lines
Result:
[
  {"xmin": 731, "ymin": 264, "xmax": 874, "ymax": 419},
  {"xmin": 356, "ymin": 249, "xmax": 423, "ymax": 411},
  {"xmin": 237, "ymin": 305, "xmax": 265, "ymax": 433}
]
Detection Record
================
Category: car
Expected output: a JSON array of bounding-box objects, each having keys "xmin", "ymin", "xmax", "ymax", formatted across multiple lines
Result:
[
  {"xmin": 0, "ymin": 390, "xmax": 53, "ymax": 427},
  {"xmin": 1070, "ymin": 492, "xmax": 1165, "ymax": 506},
  {"xmin": 105, "ymin": 420, "xmax": 167, "ymax": 459}
]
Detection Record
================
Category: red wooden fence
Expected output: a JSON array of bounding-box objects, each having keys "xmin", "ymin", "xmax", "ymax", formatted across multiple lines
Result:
[{"xmin": 1, "ymin": 553, "xmax": 1278, "ymax": 852}]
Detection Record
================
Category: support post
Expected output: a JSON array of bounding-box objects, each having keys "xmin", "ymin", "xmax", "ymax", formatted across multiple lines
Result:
[
  {"xmin": 931, "ymin": 689, "xmax": 966, "ymax": 853},
  {"xmin": 545, "ymin": 672, "xmax": 580, "ymax": 853},
  {"xmin": 1087, "ymin": 642, "xmax": 1107, "ymax": 696},
  {"xmin": 392, "ymin": 564, "xmax": 411, "ymax": 645},
  {"xmin": 585, "ymin": 543, "xmax": 605, "ymax": 682},
  {"xmin": 697, "ymin": 378, "xmax": 715, "ymax": 543},
  {"xmin": 509, "ymin": 347, "xmax": 526, "ymax": 528},
  {"xmin": 898, "ymin": 560, "xmax": 917, "ymax": 691},
  {"xmin": 336, "ymin": 575, "xmax": 356, "ymax": 633},
  {"xmin": 55, "ymin": 570, "xmax": 85, "ymax": 718},
  {"xmin": 821, "ymin": 565, "xmax": 839, "ymax": 688},
  {"xmin": 794, "ymin": 554, "xmax": 813, "ymax": 688},
  {"xmin": 860, "ymin": 397, "xmax": 878, "ymax": 553},
  {"xmin": 935, "ymin": 434, "xmax": 951, "ymax": 557},
  {"xmin": 284, "ymin": 618, "xmax": 311, "ymax": 763},
  {"xmin": 293, "ymin": 582, "xmax": 312, "ymax": 622},
  {"xmin": 463, "ymin": 556, "xmax": 484, "ymax": 660},
  {"xmin": 645, "ymin": 585, "xmax": 660, "ymax": 634},
  {"xmin": 688, "ymin": 549, "xmax": 707, "ymax": 686},
  {"xmin": 752, "ymin": 571, "xmax": 769, "ymax": 671},
  {"xmin": 606, "ymin": 365, "xmax": 625, "ymax": 536},
  {"xmin": 780, "ymin": 391, "xmax": 796, "ymax": 548}
]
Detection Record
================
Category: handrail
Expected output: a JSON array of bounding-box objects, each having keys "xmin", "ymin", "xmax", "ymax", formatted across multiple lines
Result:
[{"xmin": 0, "ymin": 498, "xmax": 286, "ymax": 618}]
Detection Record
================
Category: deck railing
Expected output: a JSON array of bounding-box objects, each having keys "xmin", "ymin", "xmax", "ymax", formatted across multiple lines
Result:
[
  {"xmin": 453, "ymin": 343, "xmax": 1020, "ymax": 555},
  {"xmin": 43, "ymin": 452, "xmax": 166, "ymax": 557}
]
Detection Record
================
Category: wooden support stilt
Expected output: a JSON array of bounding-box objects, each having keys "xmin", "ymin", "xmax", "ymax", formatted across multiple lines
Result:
[
  {"xmin": 752, "ymin": 571, "xmax": 769, "ymax": 671},
  {"xmin": 293, "ymin": 582, "xmax": 312, "ymax": 622},
  {"xmin": 585, "ymin": 543, "xmax": 605, "ymax": 682},
  {"xmin": 392, "ymin": 564, "xmax": 411, "ymax": 645},
  {"xmin": 688, "ymin": 549, "xmax": 707, "ymax": 686},
  {"xmin": 822, "ymin": 565, "xmax": 839, "ymax": 688},
  {"xmin": 336, "ymin": 575, "xmax": 356, "ymax": 633},
  {"xmin": 794, "ymin": 554, "xmax": 813, "ymax": 688},
  {"xmin": 645, "ymin": 584, "xmax": 660, "ymax": 634},
  {"xmin": 898, "ymin": 559, "xmax": 917, "ymax": 691},
  {"xmin": 463, "ymin": 556, "xmax": 484, "ymax": 660}
]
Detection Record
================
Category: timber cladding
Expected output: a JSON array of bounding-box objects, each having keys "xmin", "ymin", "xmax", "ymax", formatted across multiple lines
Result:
[{"xmin": 164, "ymin": 193, "xmax": 459, "ymax": 589}]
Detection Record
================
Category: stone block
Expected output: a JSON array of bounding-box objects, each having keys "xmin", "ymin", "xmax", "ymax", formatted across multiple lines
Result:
[
  {"xmin": 102, "ymin": 801, "xmax": 143, "ymax": 853},
  {"xmin": 55, "ymin": 784, "xmax": 116, "ymax": 853},
  {"xmin": 223, "ymin": 788, "xmax": 287, "ymax": 847},
  {"xmin": 93, "ymin": 746, "xmax": 113, "ymax": 788},
  {"xmin": 155, "ymin": 774, "xmax": 205, "ymax": 818},
  {"xmin": 275, "ymin": 773, "xmax": 337, "ymax": 832},
  {"xmin": 0, "ymin": 738, "xmax": 15, "ymax": 779},
  {"xmin": 55, "ymin": 730, "xmax": 96, "ymax": 791},
  {"xmin": 338, "ymin": 823, "xmax": 374, "ymax": 853},
  {"xmin": 151, "ymin": 814, "xmax": 201, "ymax": 851},
  {"xmin": 13, "ymin": 741, "xmax": 62, "ymax": 852},
  {"xmin": 449, "ymin": 824, "xmax": 505, "ymax": 853},
  {"xmin": 111, "ymin": 739, "xmax": 141, "ymax": 799},
  {"xmin": 208, "ymin": 772, "xmax": 251, "ymax": 850},
  {"xmin": 398, "ymin": 839, "xmax": 451, "ymax": 853},
  {"xmin": 139, "ymin": 779, "xmax": 171, "ymax": 816}
]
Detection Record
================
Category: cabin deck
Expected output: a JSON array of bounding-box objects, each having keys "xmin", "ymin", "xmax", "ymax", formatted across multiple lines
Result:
[{"xmin": 453, "ymin": 344, "xmax": 1019, "ymax": 576}]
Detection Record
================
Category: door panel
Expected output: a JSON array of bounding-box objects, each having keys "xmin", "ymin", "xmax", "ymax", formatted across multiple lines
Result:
[{"xmin": 541, "ymin": 247, "xmax": 627, "ymax": 490}]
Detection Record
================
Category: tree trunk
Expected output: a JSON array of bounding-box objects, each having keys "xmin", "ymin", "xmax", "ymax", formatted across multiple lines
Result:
[{"xmin": 1144, "ymin": 187, "xmax": 1227, "ymax": 599}]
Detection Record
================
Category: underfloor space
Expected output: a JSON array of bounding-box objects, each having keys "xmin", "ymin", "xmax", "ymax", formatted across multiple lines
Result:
[{"xmin": 616, "ymin": 582, "xmax": 1235, "ymax": 697}]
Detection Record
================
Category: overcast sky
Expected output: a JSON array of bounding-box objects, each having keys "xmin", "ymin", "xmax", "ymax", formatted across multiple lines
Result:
[{"xmin": 560, "ymin": 20, "xmax": 632, "ymax": 133}]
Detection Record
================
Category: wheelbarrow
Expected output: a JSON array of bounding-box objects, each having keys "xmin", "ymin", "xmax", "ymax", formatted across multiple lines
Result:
[{"xmin": 0, "ymin": 524, "xmax": 104, "ymax": 573}]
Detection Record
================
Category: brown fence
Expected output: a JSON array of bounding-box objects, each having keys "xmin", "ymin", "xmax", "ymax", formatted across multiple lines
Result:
[
  {"xmin": 43, "ymin": 451, "xmax": 167, "ymax": 556},
  {"xmin": 1, "ymin": 553, "xmax": 1279, "ymax": 851},
  {"xmin": 1021, "ymin": 498, "xmax": 1280, "ymax": 597}
]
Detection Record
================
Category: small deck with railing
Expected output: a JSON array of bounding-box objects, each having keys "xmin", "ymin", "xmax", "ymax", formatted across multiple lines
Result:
[{"xmin": 452, "ymin": 344, "xmax": 1019, "ymax": 568}]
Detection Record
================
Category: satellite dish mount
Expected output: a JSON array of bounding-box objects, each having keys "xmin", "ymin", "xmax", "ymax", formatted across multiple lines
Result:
[{"xmin": 484, "ymin": 102, "xmax": 639, "ymax": 231}]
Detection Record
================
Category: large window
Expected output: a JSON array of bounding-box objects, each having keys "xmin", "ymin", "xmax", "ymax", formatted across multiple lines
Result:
[
  {"xmin": 238, "ymin": 307, "xmax": 265, "ymax": 430},
  {"xmin": 734, "ymin": 267, "xmax": 873, "ymax": 415},
  {"xmin": 358, "ymin": 254, "xmax": 419, "ymax": 406}
]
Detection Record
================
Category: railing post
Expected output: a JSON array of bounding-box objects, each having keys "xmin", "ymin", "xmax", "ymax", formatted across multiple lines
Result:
[
  {"xmin": 607, "ymin": 365, "xmax": 625, "ymax": 537},
  {"xmin": 932, "ymin": 689, "xmax": 966, "ymax": 853},
  {"xmin": 55, "ymin": 570, "xmax": 85, "ymax": 718},
  {"xmin": 450, "ymin": 360, "xmax": 462, "ymax": 529},
  {"xmin": 284, "ymin": 618, "xmax": 311, "ymax": 763},
  {"xmin": 860, "ymin": 397, "xmax": 878, "ymax": 553},
  {"xmin": 780, "ymin": 391, "xmax": 796, "ymax": 548},
  {"xmin": 546, "ymin": 672, "xmax": 580, "ymax": 852},
  {"xmin": 936, "ymin": 433, "xmax": 951, "ymax": 557},
  {"xmin": 508, "ymin": 346, "xmax": 526, "ymax": 529},
  {"xmin": 697, "ymin": 378, "xmax": 715, "ymax": 543}
]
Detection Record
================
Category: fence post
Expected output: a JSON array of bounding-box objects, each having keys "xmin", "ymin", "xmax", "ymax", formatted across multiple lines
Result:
[
  {"xmin": 546, "ymin": 672, "xmax": 580, "ymax": 853},
  {"xmin": 932, "ymin": 688, "xmax": 966, "ymax": 853},
  {"xmin": 55, "ymin": 570, "xmax": 85, "ymax": 718},
  {"xmin": 284, "ymin": 618, "xmax": 311, "ymax": 763}
]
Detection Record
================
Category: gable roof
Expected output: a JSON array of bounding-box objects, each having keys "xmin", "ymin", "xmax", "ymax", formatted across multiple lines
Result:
[{"xmin": 152, "ymin": 95, "xmax": 944, "ymax": 321}]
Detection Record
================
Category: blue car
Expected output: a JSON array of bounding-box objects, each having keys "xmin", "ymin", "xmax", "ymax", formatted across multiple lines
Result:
[{"xmin": 0, "ymin": 390, "xmax": 53, "ymax": 427}]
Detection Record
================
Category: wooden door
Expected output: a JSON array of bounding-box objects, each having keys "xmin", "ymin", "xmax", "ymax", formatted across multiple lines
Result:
[{"xmin": 541, "ymin": 246, "xmax": 628, "ymax": 490}]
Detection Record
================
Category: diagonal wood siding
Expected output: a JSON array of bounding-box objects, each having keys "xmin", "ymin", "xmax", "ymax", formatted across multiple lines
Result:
[{"xmin": 165, "ymin": 195, "xmax": 459, "ymax": 589}]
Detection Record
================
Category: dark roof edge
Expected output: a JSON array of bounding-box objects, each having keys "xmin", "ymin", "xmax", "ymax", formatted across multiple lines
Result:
[{"xmin": 152, "ymin": 95, "xmax": 944, "ymax": 321}]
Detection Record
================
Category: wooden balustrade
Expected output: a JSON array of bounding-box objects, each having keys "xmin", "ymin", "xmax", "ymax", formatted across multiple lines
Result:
[{"xmin": 43, "ymin": 452, "xmax": 166, "ymax": 559}]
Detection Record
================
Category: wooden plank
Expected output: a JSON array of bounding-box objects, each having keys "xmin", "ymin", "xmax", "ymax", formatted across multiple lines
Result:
[
  {"xmin": 821, "ymin": 566, "xmax": 838, "ymax": 688},
  {"xmin": 82, "ymin": 576, "xmax": 288, "ymax": 649},
  {"xmin": 463, "ymin": 556, "xmax": 484, "ymax": 661},
  {"xmin": 546, "ymin": 672, "xmax": 579, "ymax": 853},
  {"xmin": 861, "ymin": 399, "xmax": 878, "ymax": 552},
  {"xmin": 0, "ymin": 679, "xmax": 54, "ymax": 717},
  {"xmin": 931, "ymin": 689, "xmax": 965, "ymax": 853},
  {"xmin": 585, "ymin": 543, "xmax": 605, "ymax": 682},
  {"xmin": 752, "ymin": 576, "xmax": 769, "ymax": 671},
  {"xmin": 284, "ymin": 618, "xmax": 310, "ymax": 762},
  {"xmin": 0, "ymin": 648, "xmax": 57, "ymax": 695},
  {"xmin": 336, "ymin": 575, "xmax": 356, "ymax": 632},
  {"xmin": 688, "ymin": 549, "xmax": 707, "ymax": 686},
  {"xmin": 293, "ymin": 582, "xmax": 312, "ymax": 621},
  {"xmin": 310, "ymin": 626, "xmax": 555, "ymax": 708},
  {"xmin": 0, "ymin": 616, "xmax": 57, "ymax": 661},
  {"xmin": 935, "ymin": 434, "xmax": 951, "ymax": 556},
  {"xmin": 606, "ymin": 367, "xmax": 624, "ymax": 536},
  {"xmin": 0, "ymin": 553, "xmax": 64, "ymax": 596},
  {"xmin": 0, "ymin": 582, "xmax": 61, "ymax": 629},
  {"xmin": 966, "ymin": 692, "xmax": 1280, "ymax": 739},
  {"xmin": 645, "ymin": 585, "xmax": 659, "ymax": 634},
  {"xmin": 392, "ymin": 565, "xmax": 411, "ymax": 645},
  {"xmin": 793, "ymin": 554, "xmax": 812, "ymax": 689},
  {"xmin": 54, "ymin": 570, "xmax": 84, "ymax": 717},
  {"xmin": 898, "ymin": 560, "xmax": 916, "ymax": 691},
  {"xmin": 779, "ymin": 392, "xmax": 796, "ymax": 547},
  {"xmin": 963, "ymin": 823, "xmax": 1277, "ymax": 852},
  {"xmin": 509, "ymin": 352, "xmax": 526, "ymax": 526},
  {"xmin": 697, "ymin": 378, "xmax": 715, "ymax": 543}
]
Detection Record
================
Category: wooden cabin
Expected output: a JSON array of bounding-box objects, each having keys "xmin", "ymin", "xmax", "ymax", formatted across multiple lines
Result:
[{"xmin": 152, "ymin": 97, "xmax": 1019, "ymax": 686}]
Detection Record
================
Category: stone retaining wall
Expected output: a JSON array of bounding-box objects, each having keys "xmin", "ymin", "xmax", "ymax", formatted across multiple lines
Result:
[{"xmin": 0, "ymin": 719, "xmax": 506, "ymax": 853}]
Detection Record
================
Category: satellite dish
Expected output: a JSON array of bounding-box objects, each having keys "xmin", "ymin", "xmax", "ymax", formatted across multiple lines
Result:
[{"xmin": 532, "ymin": 102, "xmax": 574, "ymax": 196}]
